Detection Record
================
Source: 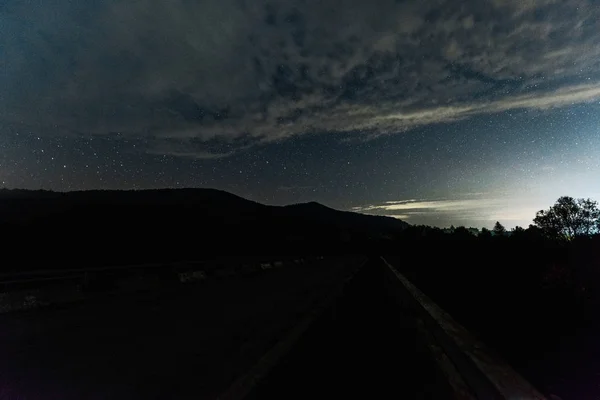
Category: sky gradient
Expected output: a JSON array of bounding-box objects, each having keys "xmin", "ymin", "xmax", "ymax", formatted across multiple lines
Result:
[{"xmin": 1, "ymin": 0, "xmax": 599, "ymax": 228}]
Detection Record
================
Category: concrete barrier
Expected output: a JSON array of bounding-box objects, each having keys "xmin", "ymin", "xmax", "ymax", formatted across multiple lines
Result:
[{"xmin": 380, "ymin": 257, "xmax": 547, "ymax": 400}]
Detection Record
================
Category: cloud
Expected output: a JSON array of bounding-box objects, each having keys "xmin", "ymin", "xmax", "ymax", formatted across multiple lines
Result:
[
  {"xmin": 352, "ymin": 196, "xmax": 542, "ymax": 228},
  {"xmin": 382, "ymin": 214, "xmax": 410, "ymax": 220},
  {"xmin": 278, "ymin": 185, "xmax": 315, "ymax": 192},
  {"xmin": 3, "ymin": 0, "xmax": 600, "ymax": 156},
  {"xmin": 373, "ymin": 82, "xmax": 600, "ymax": 132},
  {"xmin": 145, "ymin": 150, "xmax": 234, "ymax": 160},
  {"xmin": 353, "ymin": 199, "xmax": 505, "ymax": 214}
]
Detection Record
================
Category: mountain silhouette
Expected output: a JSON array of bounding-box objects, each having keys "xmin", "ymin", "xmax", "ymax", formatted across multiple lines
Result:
[
  {"xmin": 0, "ymin": 188, "xmax": 407, "ymax": 271},
  {"xmin": 282, "ymin": 201, "xmax": 408, "ymax": 233}
]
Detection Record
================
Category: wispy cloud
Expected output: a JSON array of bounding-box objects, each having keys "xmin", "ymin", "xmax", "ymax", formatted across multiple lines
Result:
[
  {"xmin": 3, "ymin": 0, "xmax": 600, "ymax": 156},
  {"xmin": 147, "ymin": 150, "xmax": 234, "ymax": 160},
  {"xmin": 369, "ymin": 83, "xmax": 600, "ymax": 134},
  {"xmin": 354, "ymin": 198, "xmax": 504, "ymax": 214},
  {"xmin": 352, "ymin": 196, "xmax": 543, "ymax": 228},
  {"xmin": 382, "ymin": 214, "xmax": 410, "ymax": 220},
  {"xmin": 278, "ymin": 185, "xmax": 315, "ymax": 192}
]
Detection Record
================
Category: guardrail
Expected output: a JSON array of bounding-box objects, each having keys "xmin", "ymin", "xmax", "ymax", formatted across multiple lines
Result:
[
  {"xmin": 0, "ymin": 257, "xmax": 326, "ymax": 287},
  {"xmin": 0, "ymin": 256, "xmax": 330, "ymax": 313},
  {"xmin": 380, "ymin": 257, "xmax": 547, "ymax": 400}
]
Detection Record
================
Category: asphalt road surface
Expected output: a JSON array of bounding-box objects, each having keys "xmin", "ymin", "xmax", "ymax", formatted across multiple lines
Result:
[
  {"xmin": 0, "ymin": 257, "xmax": 363, "ymax": 400},
  {"xmin": 245, "ymin": 259, "xmax": 454, "ymax": 400}
]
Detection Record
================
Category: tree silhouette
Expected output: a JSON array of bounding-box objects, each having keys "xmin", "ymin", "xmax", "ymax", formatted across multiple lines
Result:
[
  {"xmin": 480, "ymin": 227, "xmax": 492, "ymax": 238},
  {"xmin": 510, "ymin": 226, "xmax": 525, "ymax": 239},
  {"xmin": 454, "ymin": 226, "xmax": 474, "ymax": 238},
  {"xmin": 493, "ymin": 221, "xmax": 506, "ymax": 236},
  {"xmin": 534, "ymin": 196, "xmax": 600, "ymax": 240}
]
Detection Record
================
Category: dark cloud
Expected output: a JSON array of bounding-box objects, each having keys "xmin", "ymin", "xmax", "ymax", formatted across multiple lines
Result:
[{"xmin": 3, "ymin": 0, "xmax": 600, "ymax": 157}]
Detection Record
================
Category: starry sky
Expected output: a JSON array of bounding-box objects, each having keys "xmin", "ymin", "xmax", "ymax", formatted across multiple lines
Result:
[{"xmin": 1, "ymin": 0, "xmax": 600, "ymax": 228}]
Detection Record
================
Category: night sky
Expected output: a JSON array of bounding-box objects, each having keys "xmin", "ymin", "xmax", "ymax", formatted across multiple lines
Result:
[{"xmin": 2, "ymin": 0, "xmax": 600, "ymax": 228}]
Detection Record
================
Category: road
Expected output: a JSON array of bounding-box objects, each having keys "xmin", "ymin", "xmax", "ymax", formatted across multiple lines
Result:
[
  {"xmin": 0, "ymin": 257, "xmax": 362, "ymax": 400},
  {"xmin": 245, "ymin": 259, "xmax": 454, "ymax": 399}
]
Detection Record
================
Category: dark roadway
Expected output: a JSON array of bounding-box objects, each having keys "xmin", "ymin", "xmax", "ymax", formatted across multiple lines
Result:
[
  {"xmin": 245, "ymin": 259, "xmax": 453, "ymax": 399},
  {"xmin": 0, "ymin": 257, "xmax": 452, "ymax": 399}
]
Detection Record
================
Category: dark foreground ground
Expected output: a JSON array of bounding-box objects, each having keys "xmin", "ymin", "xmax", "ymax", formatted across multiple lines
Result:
[
  {"xmin": 0, "ymin": 257, "xmax": 455, "ymax": 400},
  {"xmin": 0, "ymin": 257, "xmax": 364, "ymax": 399}
]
